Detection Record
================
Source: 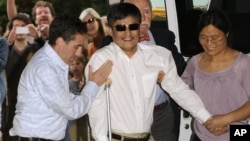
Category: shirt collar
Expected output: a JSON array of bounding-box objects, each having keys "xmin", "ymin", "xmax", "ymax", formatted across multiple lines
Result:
[
  {"xmin": 44, "ymin": 41, "xmax": 69, "ymax": 71},
  {"xmin": 140, "ymin": 31, "xmax": 156, "ymax": 45},
  {"xmin": 111, "ymin": 42, "xmax": 142, "ymax": 60}
]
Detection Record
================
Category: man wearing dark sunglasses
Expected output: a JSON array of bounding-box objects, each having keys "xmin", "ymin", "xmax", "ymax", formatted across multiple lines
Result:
[
  {"xmin": 86, "ymin": 3, "xmax": 211, "ymax": 141},
  {"xmin": 122, "ymin": 1, "xmax": 186, "ymax": 141},
  {"xmin": 101, "ymin": 0, "xmax": 186, "ymax": 140}
]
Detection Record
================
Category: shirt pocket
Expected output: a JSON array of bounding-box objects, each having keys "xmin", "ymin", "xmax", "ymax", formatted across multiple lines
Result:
[{"xmin": 142, "ymin": 73, "xmax": 157, "ymax": 98}]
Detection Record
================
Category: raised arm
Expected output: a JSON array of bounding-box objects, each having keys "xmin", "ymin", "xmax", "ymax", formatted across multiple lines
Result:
[{"xmin": 7, "ymin": 0, "xmax": 18, "ymax": 20}]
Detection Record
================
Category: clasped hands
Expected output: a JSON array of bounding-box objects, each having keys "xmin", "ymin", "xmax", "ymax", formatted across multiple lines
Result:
[
  {"xmin": 156, "ymin": 71, "xmax": 230, "ymax": 136},
  {"xmin": 203, "ymin": 114, "xmax": 230, "ymax": 136}
]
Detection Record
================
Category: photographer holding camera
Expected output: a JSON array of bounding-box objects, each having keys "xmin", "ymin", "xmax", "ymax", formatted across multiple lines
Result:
[
  {"xmin": 7, "ymin": 0, "xmax": 55, "ymax": 47},
  {"xmin": 2, "ymin": 13, "xmax": 40, "ymax": 141}
]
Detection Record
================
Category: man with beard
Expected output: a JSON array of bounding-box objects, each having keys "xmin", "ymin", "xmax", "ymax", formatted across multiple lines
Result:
[
  {"xmin": 3, "ymin": 14, "xmax": 40, "ymax": 141},
  {"xmin": 7, "ymin": 0, "xmax": 55, "ymax": 46}
]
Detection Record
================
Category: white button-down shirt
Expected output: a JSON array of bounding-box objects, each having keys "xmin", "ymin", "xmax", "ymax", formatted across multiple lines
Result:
[
  {"xmin": 140, "ymin": 31, "xmax": 169, "ymax": 105},
  {"xmin": 10, "ymin": 42, "xmax": 99, "ymax": 140},
  {"xmin": 86, "ymin": 42, "xmax": 211, "ymax": 141}
]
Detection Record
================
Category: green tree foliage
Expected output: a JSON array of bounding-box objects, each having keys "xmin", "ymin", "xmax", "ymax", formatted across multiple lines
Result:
[
  {"xmin": 0, "ymin": 0, "xmax": 8, "ymax": 35},
  {"xmin": 53, "ymin": 0, "xmax": 109, "ymax": 16},
  {"xmin": 0, "ymin": 0, "xmax": 110, "ymax": 35}
]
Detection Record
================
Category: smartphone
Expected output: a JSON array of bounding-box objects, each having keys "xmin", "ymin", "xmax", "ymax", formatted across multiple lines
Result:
[{"xmin": 16, "ymin": 26, "xmax": 29, "ymax": 34}]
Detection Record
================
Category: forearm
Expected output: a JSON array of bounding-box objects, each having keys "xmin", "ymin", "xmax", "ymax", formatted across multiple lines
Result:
[
  {"xmin": 204, "ymin": 100, "xmax": 250, "ymax": 135},
  {"xmin": 225, "ymin": 100, "xmax": 250, "ymax": 124},
  {"xmin": 7, "ymin": 0, "xmax": 17, "ymax": 20},
  {"xmin": 161, "ymin": 54, "xmax": 211, "ymax": 123}
]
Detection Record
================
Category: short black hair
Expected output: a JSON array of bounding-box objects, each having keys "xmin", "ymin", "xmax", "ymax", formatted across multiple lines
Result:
[
  {"xmin": 107, "ymin": 3, "xmax": 141, "ymax": 27},
  {"xmin": 48, "ymin": 14, "xmax": 87, "ymax": 46}
]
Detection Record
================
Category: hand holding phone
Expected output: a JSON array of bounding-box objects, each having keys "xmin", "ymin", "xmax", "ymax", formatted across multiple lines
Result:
[{"xmin": 16, "ymin": 27, "xmax": 29, "ymax": 34}]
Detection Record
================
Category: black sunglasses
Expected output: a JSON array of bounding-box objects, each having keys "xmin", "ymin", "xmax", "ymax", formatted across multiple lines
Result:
[
  {"xmin": 82, "ymin": 18, "xmax": 96, "ymax": 25},
  {"xmin": 114, "ymin": 23, "xmax": 139, "ymax": 31}
]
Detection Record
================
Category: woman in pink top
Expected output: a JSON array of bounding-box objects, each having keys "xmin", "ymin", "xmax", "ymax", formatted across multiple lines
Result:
[{"xmin": 182, "ymin": 9, "xmax": 250, "ymax": 141}]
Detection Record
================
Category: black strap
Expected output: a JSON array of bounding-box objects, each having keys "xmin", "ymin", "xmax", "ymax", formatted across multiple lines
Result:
[
  {"xmin": 11, "ymin": 136, "xmax": 54, "ymax": 141},
  {"xmin": 111, "ymin": 133, "xmax": 150, "ymax": 141}
]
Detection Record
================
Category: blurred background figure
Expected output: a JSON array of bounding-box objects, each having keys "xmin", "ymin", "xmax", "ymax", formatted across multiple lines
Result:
[
  {"xmin": 2, "ymin": 13, "xmax": 40, "ymax": 141},
  {"xmin": 0, "ymin": 37, "xmax": 8, "ymax": 105},
  {"xmin": 100, "ymin": 15, "xmax": 110, "ymax": 35},
  {"xmin": 30, "ymin": 0, "xmax": 55, "ymax": 41},
  {"xmin": 7, "ymin": 0, "xmax": 55, "ymax": 46},
  {"xmin": 68, "ymin": 55, "xmax": 92, "ymax": 141},
  {"xmin": 0, "ymin": 37, "xmax": 9, "ymax": 141},
  {"xmin": 69, "ymin": 55, "xmax": 88, "ymax": 95},
  {"xmin": 79, "ymin": 8, "xmax": 108, "ymax": 59}
]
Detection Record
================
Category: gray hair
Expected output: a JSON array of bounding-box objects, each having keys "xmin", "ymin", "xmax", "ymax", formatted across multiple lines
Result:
[{"xmin": 123, "ymin": 0, "xmax": 152, "ymax": 9}]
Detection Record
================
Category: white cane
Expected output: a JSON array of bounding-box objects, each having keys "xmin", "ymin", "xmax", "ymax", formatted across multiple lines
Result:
[{"xmin": 105, "ymin": 78, "xmax": 112, "ymax": 141}]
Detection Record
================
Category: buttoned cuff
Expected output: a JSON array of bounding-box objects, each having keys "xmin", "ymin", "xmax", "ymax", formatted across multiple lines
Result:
[
  {"xmin": 94, "ymin": 135, "xmax": 108, "ymax": 141},
  {"xmin": 82, "ymin": 81, "xmax": 99, "ymax": 97},
  {"xmin": 194, "ymin": 108, "xmax": 212, "ymax": 123}
]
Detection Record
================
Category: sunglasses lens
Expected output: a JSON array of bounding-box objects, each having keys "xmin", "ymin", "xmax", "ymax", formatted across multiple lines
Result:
[
  {"xmin": 129, "ymin": 24, "xmax": 139, "ymax": 30},
  {"xmin": 115, "ymin": 25, "xmax": 126, "ymax": 31},
  {"xmin": 83, "ymin": 18, "xmax": 95, "ymax": 25},
  {"xmin": 89, "ymin": 18, "xmax": 95, "ymax": 23},
  {"xmin": 114, "ymin": 24, "xmax": 139, "ymax": 31}
]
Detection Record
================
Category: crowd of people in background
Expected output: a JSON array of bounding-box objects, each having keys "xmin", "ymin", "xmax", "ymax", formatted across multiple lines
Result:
[
  {"xmin": 2, "ymin": 1, "xmax": 55, "ymax": 140},
  {"xmin": 2, "ymin": 0, "xmax": 113, "ymax": 140},
  {"xmin": 1, "ymin": 0, "xmax": 111, "ymax": 140},
  {"xmin": 0, "ymin": 0, "xmax": 249, "ymax": 141}
]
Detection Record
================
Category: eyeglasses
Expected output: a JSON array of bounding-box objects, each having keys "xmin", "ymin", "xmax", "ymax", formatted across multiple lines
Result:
[
  {"xmin": 199, "ymin": 35, "xmax": 224, "ymax": 44},
  {"xmin": 113, "ymin": 23, "xmax": 139, "ymax": 31},
  {"xmin": 82, "ymin": 18, "xmax": 96, "ymax": 25}
]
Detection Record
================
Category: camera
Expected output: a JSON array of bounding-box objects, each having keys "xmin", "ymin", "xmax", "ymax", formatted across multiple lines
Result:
[{"xmin": 16, "ymin": 27, "xmax": 29, "ymax": 34}]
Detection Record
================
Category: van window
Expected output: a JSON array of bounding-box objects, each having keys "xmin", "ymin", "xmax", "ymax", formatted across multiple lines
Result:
[
  {"xmin": 193, "ymin": 0, "xmax": 210, "ymax": 10},
  {"xmin": 151, "ymin": 1, "xmax": 168, "ymax": 29},
  {"xmin": 175, "ymin": 0, "xmax": 250, "ymax": 57}
]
